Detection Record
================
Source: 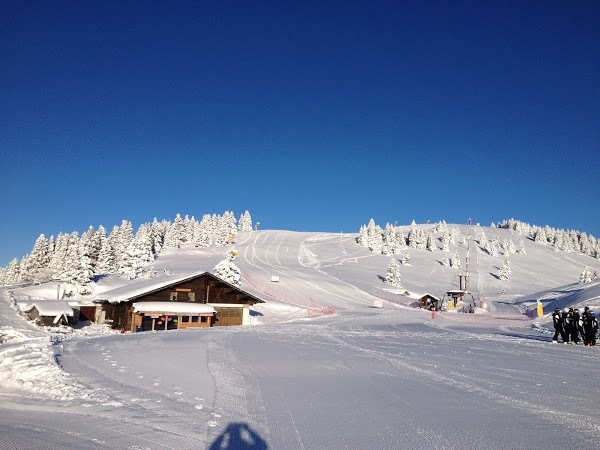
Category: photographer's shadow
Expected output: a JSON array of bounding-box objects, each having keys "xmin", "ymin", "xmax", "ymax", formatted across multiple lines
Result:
[{"xmin": 209, "ymin": 422, "xmax": 268, "ymax": 450}]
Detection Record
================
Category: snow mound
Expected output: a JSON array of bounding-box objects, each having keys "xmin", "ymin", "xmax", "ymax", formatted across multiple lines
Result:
[{"xmin": 0, "ymin": 336, "xmax": 88, "ymax": 400}]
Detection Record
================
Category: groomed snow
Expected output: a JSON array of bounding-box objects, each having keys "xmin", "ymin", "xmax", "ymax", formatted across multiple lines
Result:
[{"xmin": 1, "ymin": 227, "xmax": 600, "ymax": 449}]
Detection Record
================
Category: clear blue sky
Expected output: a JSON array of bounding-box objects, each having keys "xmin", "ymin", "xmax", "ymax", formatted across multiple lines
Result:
[{"xmin": 1, "ymin": 1, "xmax": 599, "ymax": 266}]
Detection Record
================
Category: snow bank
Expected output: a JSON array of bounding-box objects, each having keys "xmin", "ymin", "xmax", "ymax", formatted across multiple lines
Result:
[{"xmin": 0, "ymin": 336, "xmax": 88, "ymax": 400}]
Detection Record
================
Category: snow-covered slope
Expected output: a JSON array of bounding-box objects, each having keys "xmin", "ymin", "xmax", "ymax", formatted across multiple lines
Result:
[{"xmin": 2, "ymin": 225, "xmax": 600, "ymax": 449}]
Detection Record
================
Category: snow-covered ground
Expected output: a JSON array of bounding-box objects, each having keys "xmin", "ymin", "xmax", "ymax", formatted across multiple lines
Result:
[{"xmin": 1, "ymin": 227, "xmax": 600, "ymax": 449}]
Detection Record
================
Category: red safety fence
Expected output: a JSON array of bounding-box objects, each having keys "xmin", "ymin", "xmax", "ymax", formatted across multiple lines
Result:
[{"xmin": 243, "ymin": 273, "xmax": 336, "ymax": 317}]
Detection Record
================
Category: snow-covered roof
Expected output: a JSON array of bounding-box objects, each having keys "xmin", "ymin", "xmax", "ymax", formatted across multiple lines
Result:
[
  {"xmin": 132, "ymin": 302, "xmax": 216, "ymax": 315},
  {"xmin": 23, "ymin": 301, "xmax": 74, "ymax": 317},
  {"xmin": 419, "ymin": 293, "xmax": 441, "ymax": 301},
  {"xmin": 95, "ymin": 270, "xmax": 208, "ymax": 303},
  {"xmin": 94, "ymin": 270, "xmax": 264, "ymax": 305}
]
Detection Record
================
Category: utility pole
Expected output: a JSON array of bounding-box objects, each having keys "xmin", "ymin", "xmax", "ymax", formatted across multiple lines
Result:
[{"xmin": 465, "ymin": 218, "xmax": 472, "ymax": 293}]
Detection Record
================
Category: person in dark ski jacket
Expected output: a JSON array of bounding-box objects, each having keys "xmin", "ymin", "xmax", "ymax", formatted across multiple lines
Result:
[
  {"xmin": 571, "ymin": 308, "xmax": 581, "ymax": 345},
  {"xmin": 582, "ymin": 307, "xmax": 598, "ymax": 346},
  {"xmin": 562, "ymin": 308, "xmax": 572, "ymax": 343},
  {"xmin": 552, "ymin": 308, "xmax": 566, "ymax": 343}
]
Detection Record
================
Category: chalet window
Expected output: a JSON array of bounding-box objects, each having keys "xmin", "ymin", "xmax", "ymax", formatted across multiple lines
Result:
[
  {"xmin": 169, "ymin": 292, "xmax": 177, "ymax": 301},
  {"xmin": 201, "ymin": 316, "xmax": 207, "ymax": 323},
  {"xmin": 181, "ymin": 315, "xmax": 190, "ymax": 323},
  {"xmin": 188, "ymin": 292, "xmax": 196, "ymax": 302},
  {"xmin": 191, "ymin": 316, "xmax": 199, "ymax": 323}
]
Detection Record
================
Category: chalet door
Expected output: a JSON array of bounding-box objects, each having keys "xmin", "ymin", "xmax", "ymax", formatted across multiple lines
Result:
[
  {"xmin": 141, "ymin": 315, "xmax": 154, "ymax": 331},
  {"xmin": 79, "ymin": 306, "xmax": 96, "ymax": 322},
  {"xmin": 133, "ymin": 314, "xmax": 143, "ymax": 332}
]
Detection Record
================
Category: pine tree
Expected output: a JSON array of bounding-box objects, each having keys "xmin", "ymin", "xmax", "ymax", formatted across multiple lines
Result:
[
  {"xmin": 366, "ymin": 219, "xmax": 383, "ymax": 253},
  {"xmin": 401, "ymin": 251, "xmax": 411, "ymax": 265},
  {"xmin": 579, "ymin": 266, "xmax": 593, "ymax": 284},
  {"xmin": 450, "ymin": 252, "xmax": 461, "ymax": 268},
  {"xmin": 517, "ymin": 240, "xmax": 527, "ymax": 255},
  {"xmin": 25, "ymin": 234, "xmax": 52, "ymax": 281},
  {"xmin": 5, "ymin": 258, "xmax": 20, "ymax": 284},
  {"xmin": 134, "ymin": 223, "xmax": 156, "ymax": 265},
  {"xmin": 163, "ymin": 214, "xmax": 184, "ymax": 249},
  {"xmin": 238, "ymin": 210, "xmax": 253, "ymax": 232},
  {"xmin": 50, "ymin": 233, "xmax": 69, "ymax": 277},
  {"xmin": 499, "ymin": 258, "xmax": 511, "ymax": 281},
  {"xmin": 96, "ymin": 236, "xmax": 116, "ymax": 274},
  {"xmin": 426, "ymin": 233, "xmax": 437, "ymax": 252},
  {"xmin": 479, "ymin": 231, "xmax": 488, "ymax": 247},
  {"xmin": 441, "ymin": 233, "xmax": 450, "ymax": 252},
  {"xmin": 384, "ymin": 258, "xmax": 402, "ymax": 287},
  {"xmin": 213, "ymin": 252, "xmax": 241, "ymax": 287}
]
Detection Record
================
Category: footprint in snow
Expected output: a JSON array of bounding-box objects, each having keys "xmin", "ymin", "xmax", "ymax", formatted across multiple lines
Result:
[{"xmin": 195, "ymin": 405, "xmax": 203, "ymax": 410}]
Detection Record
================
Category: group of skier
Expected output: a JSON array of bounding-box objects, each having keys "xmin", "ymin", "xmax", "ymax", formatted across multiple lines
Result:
[{"xmin": 552, "ymin": 306, "xmax": 598, "ymax": 346}]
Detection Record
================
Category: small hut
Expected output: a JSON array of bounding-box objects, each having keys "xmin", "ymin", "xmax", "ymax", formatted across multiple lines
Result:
[
  {"xmin": 419, "ymin": 293, "xmax": 440, "ymax": 310},
  {"xmin": 23, "ymin": 301, "xmax": 74, "ymax": 326}
]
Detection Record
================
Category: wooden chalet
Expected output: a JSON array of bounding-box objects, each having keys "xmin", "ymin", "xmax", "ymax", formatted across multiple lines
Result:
[
  {"xmin": 418, "ymin": 293, "xmax": 440, "ymax": 311},
  {"xmin": 95, "ymin": 271, "xmax": 264, "ymax": 332}
]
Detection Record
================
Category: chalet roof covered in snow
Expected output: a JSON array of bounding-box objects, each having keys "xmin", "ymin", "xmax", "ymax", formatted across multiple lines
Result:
[
  {"xmin": 22, "ymin": 300, "xmax": 74, "ymax": 317},
  {"xmin": 94, "ymin": 270, "xmax": 264, "ymax": 304},
  {"xmin": 94, "ymin": 270, "xmax": 209, "ymax": 303}
]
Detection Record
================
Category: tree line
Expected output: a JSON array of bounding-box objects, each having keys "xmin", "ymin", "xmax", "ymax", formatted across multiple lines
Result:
[{"xmin": 0, "ymin": 210, "xmax": 253, "ymax": 293}]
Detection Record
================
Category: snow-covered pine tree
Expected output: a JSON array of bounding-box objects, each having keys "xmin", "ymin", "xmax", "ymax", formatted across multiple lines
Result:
[
  {"xmin": 499, "ymin": 258, "xmax": 511, "ymax": 281},
  {"xmin": 151, "ymin": 218, "xmax": 168, "ymax": 254},
  {"xmin": 426, "ymin": 233, "xmax": 437, "ymax": 252},
  {"xmin": 50, "ymin": 232, "xmax": 69, "ymax": 277},
  {"xmin": 401, "ymin": 251, "xmax": 411, "ymax": 265},
  {"xmin": 238, "ymin": 210, "xmax": 253, "ymax": 232},
  {"xmin": 407, "ymin": 225, "xmax": 419, "ymax": 248},
  {"xmin": 479, "ymin": 230, "xmax": 488, "ymax": 247},
  {"xmin": 381, "ymin": 224, "xmax": 393, "ymax": 255},
  {"xmin": 393, "ymin": 227, "xmax": 406, "ymax": 250},
  {"xmin": 213, "ymin": 251, "xmax": 241, "ymax": 287},
  {"xmin": 357, "ymin": 224, "xmax": 368, "ymax": 247},
  {"xmin": 517, "ymin": 240, "xmax": 527, "ymax": 255},
  {"xmin": 4, "ymin": 258, "xmax": 20, "ymax": 284},
  {"xmin": 450, "ymin": 252, "xmax": 461, "ymax": 268},
  {"xmin": 384, "ymin": 258, "xmax": 402, "ymax": 287},
  {"xmin": 366, "ymin": 219, "xmax": 383, "ymax": 253},
  {"xmin": 579, "ymin": 266, "xmax": 593, "ymax": 284},
  {"xmin": 182, "ymin": 215, "xmax": 194, "ymax": 243},
  {"xmin": 441, "ymin": 255, "xmax": 450, "ymax": 266},
  {"xmin": 134, "ymin": 223, "xmax": 156, "ymax": 265},
  {"xmin": 441, "ymin": 233, "xmax": 450, "ymax": 252},
  {"xmin": 534, "ymin": 228, "xmax": 547, "ymax": 244},
  {"xmin": 489, "ymin": 237, "xmax": 499, "ymax": 257},
  {"xmin": 96, "ymin": 235, "xmax": 116, "ymax": 274},
  {"xmin": 119, "ymin": 241, "xmax": 144, "ymax": 280},
  {"xmin": 25, "ymin": 234, "xmax": 52, "ymax": 281},
  {"xmin": 163, "ymin": 214, "xmax": 184, "ymax": 249},
  {"xmin": 18, "ymin": 255, "xmax": 29, "ymax": 282}
]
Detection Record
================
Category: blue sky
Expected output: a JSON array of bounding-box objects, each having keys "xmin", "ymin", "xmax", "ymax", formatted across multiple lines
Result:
[{"xmin": 1, "ymin": 1, "xmax": 599, "ymax": 266}]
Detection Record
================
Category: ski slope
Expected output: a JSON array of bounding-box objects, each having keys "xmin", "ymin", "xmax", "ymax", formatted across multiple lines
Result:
[{"xmin": 2, "ymin": 227, "xmax": 600, "ymax": 449}]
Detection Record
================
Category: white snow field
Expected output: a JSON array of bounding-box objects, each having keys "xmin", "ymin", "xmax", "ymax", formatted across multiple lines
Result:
[{"xmin": 2, "ymin": 226, "xmax": 600, "ymax": 449}]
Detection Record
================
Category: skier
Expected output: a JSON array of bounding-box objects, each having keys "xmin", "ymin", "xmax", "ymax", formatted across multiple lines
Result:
[
  {"xmin": 552, "ymin": 308, "xmax": 566, "ymax": 343},
  {"xmin": 582, "ymin": 307, "xmax": 598, "ymax": 346},
  {"xmin": 562, "ymin": 308, "xmax": 572, "ymax": 344},
  {"xmin": 571, "ymin": 308, "xmax": 581, "ymax": 345}
]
